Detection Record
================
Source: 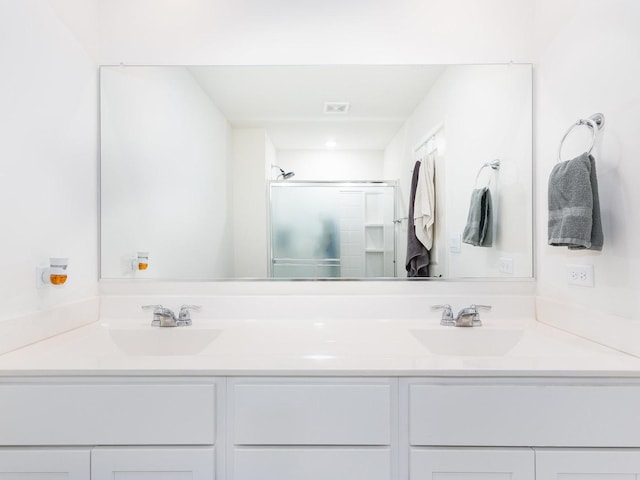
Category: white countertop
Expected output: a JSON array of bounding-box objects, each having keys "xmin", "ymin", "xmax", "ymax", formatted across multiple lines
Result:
[{"xmin": 1, "ymin": 316, "xmax": 640, "ymax": 377}]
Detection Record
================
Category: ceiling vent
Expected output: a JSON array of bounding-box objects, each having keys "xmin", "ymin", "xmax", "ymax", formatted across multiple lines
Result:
[{"xmin": 324, "ymin": 102, "xmax": 351, "ymax": 114}]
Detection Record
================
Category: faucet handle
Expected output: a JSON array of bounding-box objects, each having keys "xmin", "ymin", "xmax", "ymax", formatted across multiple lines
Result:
[
  {"xmin": 142, "ymin": 304, "xmax": 163, "ymax": 313},
  {"xmin": 431, "ymin": 304, "xmax": 453, "ymax": 313},
  {"xmin": 431, "ymin": 304, "xmax": 455, "ymax": 326},
  {"xmin": 178, "ymin": 304, "xmax": 201, "ymax": 322},
  {"xmin": 470, "ymin": 304, "xmax": 492, "ymax": 311}
]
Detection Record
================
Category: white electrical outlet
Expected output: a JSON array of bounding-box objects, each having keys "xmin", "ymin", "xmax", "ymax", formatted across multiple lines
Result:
[
  {"xmin": 566, "ymin": 264, "xmax": 594, "ymax": 287},
  {"xmin": 499, "ymin": 257, "xmax": 513, "ymax": 274}
]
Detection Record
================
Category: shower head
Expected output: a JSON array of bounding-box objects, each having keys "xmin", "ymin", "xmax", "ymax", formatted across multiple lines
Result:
[{"xmin": 272, "ymin": 165, "xmax": 295, "ymax": 180}]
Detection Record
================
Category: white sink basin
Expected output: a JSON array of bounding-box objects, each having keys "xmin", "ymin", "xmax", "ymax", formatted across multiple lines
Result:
[
  {"xmin": 410, "ymin": 328, "xmax": 524, "ymax": 356},
  {"xmin": 108, "ymin": 327, "xmax": 220, "ymax": 356}
]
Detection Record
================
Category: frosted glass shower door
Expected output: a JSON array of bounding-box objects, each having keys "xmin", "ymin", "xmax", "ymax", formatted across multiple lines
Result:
[{"xmin": 270, "ymin": 182, "xmax": 396, "ymax": 278}]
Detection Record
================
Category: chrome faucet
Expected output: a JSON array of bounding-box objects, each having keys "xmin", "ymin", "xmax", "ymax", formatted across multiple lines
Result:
[
  {"xmin": 142, "ymin": 304, "xmax": 201, "ymax": 327},
  {"xmin": 432, "ymin": 304, "xmax": 491, "ymax": 327},
  {"xmin": 177, "ymin": 304, "xmax": 201, "ymax": 325},
  {"xmin": 431, "ymin": 304, "xmax": 455, "ymax": 326}
]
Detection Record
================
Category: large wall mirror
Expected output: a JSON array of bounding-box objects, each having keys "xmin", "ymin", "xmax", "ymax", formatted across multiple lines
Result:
[{"xmin": 100, "ymin": 64, "xmax": 532, "ymax": 280}]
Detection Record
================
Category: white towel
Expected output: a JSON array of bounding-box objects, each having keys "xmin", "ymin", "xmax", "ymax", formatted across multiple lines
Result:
[{"xmin": 414, "ymin": 152, "xmax": 436, "ymax": 250}]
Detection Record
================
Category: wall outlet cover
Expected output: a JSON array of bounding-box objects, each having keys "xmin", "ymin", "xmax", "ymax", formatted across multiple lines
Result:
[
  {"xmin": 566, "ymin": 264, "xmax": 594, "ymax": 287},
  {"xmin": 499, "ymin": 257, "xmax": 514, "ymax": 274}
]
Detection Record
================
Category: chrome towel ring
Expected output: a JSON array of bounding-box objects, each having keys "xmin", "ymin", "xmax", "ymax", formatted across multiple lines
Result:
[
  {"xmin": 557, "ymin": 113, "xmax": 605, "ymax": 163},
  {"xmin": 474, "ymin": 159, "xmax": 500, "ymax": 188}
]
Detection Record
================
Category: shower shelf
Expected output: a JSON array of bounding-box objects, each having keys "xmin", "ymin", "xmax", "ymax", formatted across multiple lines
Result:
[{"xmin": 365, "ymin": 225, "xmax": 384, "ymax": 252}]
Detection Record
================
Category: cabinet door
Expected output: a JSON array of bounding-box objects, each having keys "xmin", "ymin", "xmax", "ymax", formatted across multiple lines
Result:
[
  {"xmin": 411, "ymin": 448, "xmax": 534, "ymax": 480},
  {"xmin": 0, "ymin": 448, "xmax": 89, "ymax": 479},
  {"xmin": 536, "ymin": 449, "xmax": 640, "ymax": 480},
  {"xmin": 91, "ymin": 447, "xmax": 214, "ymax": 480}
]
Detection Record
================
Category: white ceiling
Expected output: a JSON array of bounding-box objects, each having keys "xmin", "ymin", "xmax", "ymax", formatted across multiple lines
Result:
[{"xmin": 188, "ymin": 65, "xmax": 444, "ymax": 151}]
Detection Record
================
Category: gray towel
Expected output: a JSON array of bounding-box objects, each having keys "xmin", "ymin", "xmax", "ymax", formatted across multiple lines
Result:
[
  {"xmin": 406, "ymin": 160, "xmax": 430, "ymax": 277},
  {"xmin": 462, "ymin": 187, "xmax": 493, "ymax": 247},
  {"xmin": 548, "ymin": 152, "xmax": 603, "ymax": 250}
]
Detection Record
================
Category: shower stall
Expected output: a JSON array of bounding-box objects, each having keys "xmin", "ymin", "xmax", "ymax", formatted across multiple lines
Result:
[{"xmin": 269, "ymin": 181, "xmax": 397, "ymax": 279}]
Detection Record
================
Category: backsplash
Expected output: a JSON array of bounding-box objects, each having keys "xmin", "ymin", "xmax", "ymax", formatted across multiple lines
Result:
[
  {"xmin": 0, "ymin": 297, "xmax": 99, "ymax": 356},
  {"xmin": 537, "ymin": 296, "xmax": 640, "ymax": 359},
  {"xmin": 99, "ymin": 280, "xmax": 536, "ymax": 322}
]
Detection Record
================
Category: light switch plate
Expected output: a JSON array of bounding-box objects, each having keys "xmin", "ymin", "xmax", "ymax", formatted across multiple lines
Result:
[{"xmin": 449, "ymin": 234, "xmax": 461, "ymax": 253}]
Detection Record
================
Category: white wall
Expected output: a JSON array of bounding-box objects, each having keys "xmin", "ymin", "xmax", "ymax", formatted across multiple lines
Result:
[
  {"xmin": 0, "ymin": 0, "xmax": 99, "ymax": 321},
  {"xmin": 97, "ymin": 0, "xmax": 534, "ymax": 66},
  {"xmin": 92, "ymin": 1, "xmax": 640, "ymax": 322},
  {"xmin": 2, "ymin": 0, "xmax": 542, "ymax": 324},
  {"xmin": 275, "ymin": 150, "xmax": 384, "ymax": 181},
  {"xmin": 10, "ymin": 1, "xmax": 639, "ymax": 331},
  {"xmin": 94, "ymin": 0, "xmax": 535, "ymax": 289},
  {"xmin": 100, "ymin": 67, "xmax": 233, "ymax": 280},
  {"xmin": 385, "ymin": 65, "xmax": 533, "ymax": 278},
  {"xmin": 534, "ymin": 0, "xmax": 640, "ymax": 319},
  {"xmin": 231, "ymin": 129, "xmax": 271, "ymax": 277}
]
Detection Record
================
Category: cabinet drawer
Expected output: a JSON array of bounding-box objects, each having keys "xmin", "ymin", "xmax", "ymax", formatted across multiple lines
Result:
[
  {"xmin": 234, "ymin": 447, "xmax": 391, "ymax": 480},
  {"xmin": 409, "ymin": 384, "xmax": 640, "ymax": 447},
  {"xmin": 92, "ymin": 446, "xmax": 215, "ymax": 480},
  {"xmin": 0, "ymin": 382, "xmax": 215, "ymax": 445},
  {"xmin": 410, "ymin": 448, "xmax": 534, "ymax": 480},
  {"xmin": 536, "ymin": 448, "xmax": 640, "ymax": 479},
  {"xmin": 233, "ymin": 381, "xmax": 392, "ymax": 445},
  {"xmin": 0, "ymin": 448, "xmax": 90, "ymax": 479}
]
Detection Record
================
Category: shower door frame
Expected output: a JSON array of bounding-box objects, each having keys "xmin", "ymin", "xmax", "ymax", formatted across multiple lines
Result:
[{"xmin": 267, "ymin": 180, "xmax": 398, "ymax": 279}]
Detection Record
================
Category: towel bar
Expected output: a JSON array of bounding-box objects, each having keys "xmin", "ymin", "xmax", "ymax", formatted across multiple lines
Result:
[{"xmin": 557, "ymin": 113, "xmax": 605, "ymax": 163}]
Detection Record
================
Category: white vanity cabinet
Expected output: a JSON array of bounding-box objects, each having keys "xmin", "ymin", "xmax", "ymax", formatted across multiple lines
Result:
[
  {"xmin": 91, "ymin": 447, "xmax": 215, "ymax": 479},
  {"xmin": 0, "ymin": 448, "xmax": 90, "ymax": 479},
  {"xmin": 535, "ymin": 449, "xmax": 640, "ymax": 480},
  {"xmin": 4, "ymin": 375, "xmax": 640, "ymax": 480},
  {"xmin": 410, "ymin": 448, "xmax": 535, "ymax": 480},
  {"xmin": 227, "ymin": 378, "xmax": 397, "ymax": 480}
]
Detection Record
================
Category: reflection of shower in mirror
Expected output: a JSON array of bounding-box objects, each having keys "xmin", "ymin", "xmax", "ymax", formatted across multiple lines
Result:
[
  {"xmin": 272, "ymin": 164, "xmax": 295, "ymax": 180},
  {"xmin": 270, "ymin": 182, "xmax": 396, "ymax": 279}
]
